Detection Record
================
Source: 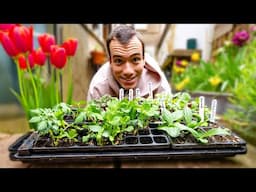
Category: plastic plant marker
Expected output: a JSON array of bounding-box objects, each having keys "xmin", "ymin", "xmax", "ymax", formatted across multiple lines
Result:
[
  {"xmin": 129, "ymin": 89, "xmax": 133, "ymax": 101},
  {"xmin": 148, "ymin": 82, "xmax": 153, "ymax": 99},
  {"xmin": 135, "ymin": 88, "xmax": 140, "ymax": 98},
  {"xmin": 119, "ymin": 88, "xmax": 124, "ymax": 100},
  {"xmin": 160, "ymin": 98, "xmax": 166, "ymax": 114},
  {"xmin": 210, "ymin": 99, "xmax": 217, "ymax": 123},
  {"xmin": 199, "ymin": 96, "xmax": 205, "ymax": 122}
]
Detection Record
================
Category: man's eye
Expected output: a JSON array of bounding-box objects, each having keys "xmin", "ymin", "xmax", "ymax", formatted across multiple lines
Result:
[
  {"xmin": 114, "ymin": 59, "xmax": 123, "ymax": 64},
  {"xmin": 132, "ymin": 57, "xmax": 141, "ymax": 63}
]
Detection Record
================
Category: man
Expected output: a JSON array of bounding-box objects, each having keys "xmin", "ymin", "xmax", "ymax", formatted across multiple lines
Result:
[{"xmin": 87, "ymin": 24, "xmax": 171, "ymax": 101}]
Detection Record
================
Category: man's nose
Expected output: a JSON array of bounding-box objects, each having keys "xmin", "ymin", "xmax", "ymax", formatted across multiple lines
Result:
[{"xmin": 123, "ymin": 62, "xmax": 134, "ymax": 75}]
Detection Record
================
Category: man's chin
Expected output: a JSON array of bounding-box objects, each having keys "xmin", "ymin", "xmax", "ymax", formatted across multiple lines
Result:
[
  {"xmin": 123, "ymin": 85, "xmax": 136, "ymax": 90},
  {"xmin": 119, "ymin": 80, "xmax": 137, "ymax": 90},
  {"xmin": 121, "ymin": 83, "xmax": 137, "ymax": 90}
]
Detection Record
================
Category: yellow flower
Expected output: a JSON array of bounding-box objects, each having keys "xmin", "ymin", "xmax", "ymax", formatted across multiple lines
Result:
[
  {"xmin": 224, "ymin": 40, "xmax": 231, "ymax": 47},
  {"xmin": 183, "ymin": 77, "xmax": 190, "ymax": 84},
  {"xmin": 191, "ymin": 52, "xmax": 200, "ymax": 62},
  {"xmin": 209, "ymin": 76, "xmax": 222, "ymax": 86},
  {"xmin": 175, "ymin": 77, "xmax": 190, "ymax": 91},
  {"xmin": 181, "ymin": 60, "xmax": 188, "ymax": 67},
  {"xmin": 173, "ymin": 65, "xmax": 185, "ymax": 74},
  {"xmin": 175, "ymin": 82, "xmax": 185, "ymax": 91},
  {"xmin": 179, "ymin": 67, "xmax": 185, "ymax": 73}
]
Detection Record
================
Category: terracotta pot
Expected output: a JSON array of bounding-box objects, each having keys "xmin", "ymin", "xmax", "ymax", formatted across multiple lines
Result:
[{"xmin": 90, "ymin": 50, "xmax": 106, "ymax": 65}]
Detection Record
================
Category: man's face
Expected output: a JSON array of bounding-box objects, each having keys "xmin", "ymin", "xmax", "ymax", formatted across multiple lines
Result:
[{"xmin": 109, "ymin": 36, "xmax": 145, "ymax": 90}]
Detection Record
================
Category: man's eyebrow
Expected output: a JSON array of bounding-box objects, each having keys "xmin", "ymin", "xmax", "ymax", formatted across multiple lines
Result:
[
  {"xmin": 113, "ymin": 55, "xmax": 123, "ymax": 58},
  {"xmin": 131, "ymin": 53, "xmax": 141, "ymax": 57},
  {"xmin": 113, "ymin": 53, "xmax": 141, "ymax": 58}
]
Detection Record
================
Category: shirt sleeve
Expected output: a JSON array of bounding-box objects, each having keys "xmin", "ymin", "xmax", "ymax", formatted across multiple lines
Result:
[{"xmin": 87, "ymin": 87, "xmax": 101, "ymax": 102}]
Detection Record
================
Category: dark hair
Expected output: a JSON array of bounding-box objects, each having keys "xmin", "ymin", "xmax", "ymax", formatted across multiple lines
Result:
[{"xmin": 106, "ymin": 25, "xmax": 145, "ymax": 59}]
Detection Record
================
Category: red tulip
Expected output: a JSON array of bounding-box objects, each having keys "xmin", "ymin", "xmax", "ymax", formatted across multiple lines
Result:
[
  {"xmin": 0, "ymin": 24, "xmax": 19, "ymax": 32},
  {"xmin": 38, "ymin": 33, "xmax": 56, "ymax": 53},
  {"xmin": 62, "ymin": 38, "xmax": 78, "ymax": 56},
  {"xmin": 50, "ymin": 45, "xmax": 67, "ymax": 69},
  {"xmin": 28, "ymin": 53, "xmax": 35, "ymax": 69},
  {"xmin": 18, "ymin": 55, "xmax": 28, "ymax": 70},
  {"xmin": 32, "ymin": 48, "xmax": 46, "ymax": 66},
  {"xmin": 9, "ymin": 25, "xmax": 33, "ymax": 53},
  {"xmin": 18, "ymin": 54, "xmax": 35, "ymax": 70},
  {"xmin": 0, "ymin": 32, "xmax": 19, "ymax": 57},
  {"xmin": 0, "ymin": 31, "xmax": 3, "ymax": 41}
]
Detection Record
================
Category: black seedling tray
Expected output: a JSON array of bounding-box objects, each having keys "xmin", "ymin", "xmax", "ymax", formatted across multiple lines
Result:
[
  {"xmin": 9, "ymin": 131, "xmax": 247, "ymax": 163},
  {"xmin": 148, "ymin": 121, "xmax": 163, "ymax": 128},
  {"xmin": 8, "ymin": 132, "xmax": 32, "ymax": 160},
  {"xmin": 11, "ymin": 146, "xmax": 247, "ymax": 163},
  {"xmin": 17, "ymin": 128, "xmax": 171, "ymax": 156},
  {"xmin": 170, "ymin": 128, "xmax": 246, "ymax": 150}
]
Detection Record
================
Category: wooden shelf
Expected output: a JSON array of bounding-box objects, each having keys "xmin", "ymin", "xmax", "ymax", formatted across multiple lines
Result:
[{"xmin": 162, "ymin": 49, "xmax": 202, "ymax": 70}]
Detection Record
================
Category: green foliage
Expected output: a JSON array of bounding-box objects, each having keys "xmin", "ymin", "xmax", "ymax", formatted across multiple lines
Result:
[
  {"xmin": 29, "ymin": 102, "xmax": 85, "ymax": 146},
  {"xmin": 29, "ymin": 92, "xmax": 231, "ymax": 145},
  {"xmin": 171, "ymin": 38, "xmax": 248, "ymax": 93},
  {"xmin": 156, "ymin": 92, "xmax": 230, "ymax": 143},
  {"xmin": 224, "ymin": 34, "xmax": 256, "ymax": 131}
]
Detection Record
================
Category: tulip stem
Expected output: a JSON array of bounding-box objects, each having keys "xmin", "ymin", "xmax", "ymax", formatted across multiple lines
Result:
[
  {"xmin": 26, "ymin": 60, "xmax": 39, "ymax": 108},
  {"xmin": 66, "ymin": 57, "xmax": 73, "ymax": 105},
  {"xmin": 15, "ymin": 60, "xmax": 28, "ymax": 115},
  {"xmin": 56, "ymin": 69, "xmax": 60, "ymax": 104}
]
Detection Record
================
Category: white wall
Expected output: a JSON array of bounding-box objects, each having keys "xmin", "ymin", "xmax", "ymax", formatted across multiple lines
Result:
[
  {"xmin": 174, "ymin": 24, "xmax": 215, "ymax": 61},
  {"xmin": 145, "ymin": 46, "xmax": 156, "ymax": 58},
  {"xmin": 157, "ymin": 28, "xmax": 173, "ymax": 66}
]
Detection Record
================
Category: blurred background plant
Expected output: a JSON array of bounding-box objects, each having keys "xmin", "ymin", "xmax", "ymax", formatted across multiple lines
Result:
[
  {"xmin": 0, "ymin": 24, "xmax": 78, "ymax": 125},
  {"xmin": 169, "ymin": 24, "xmax": 256, "ymax": 145},
  {"xmin": 223, "ymin": 25, "xmax": 256, "ymax": 145},
  {"xmin": 171, "ymin": 30, "xmax": 250, "ymax": 93}
]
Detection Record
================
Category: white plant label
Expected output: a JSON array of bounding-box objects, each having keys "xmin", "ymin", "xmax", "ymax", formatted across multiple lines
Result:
[
  {"xmin": 148, "ymin": 82, "xmax": 153, "ymax": 99},
  {"xmin": 128, "ymin": 89, "xmax": 133, "ymax": 101},
  {"xmin": 119, "ymin": 88, "xmax": 124, "ymax": 100},
  {"xmin": 160, "ymin": 98, "xmax": 166, "ymax": 113},
  {"xmin": 135, "ymin": 88, "xmax": 140, "ymax": 98},
  {"xmin": 199, "ymin": 96, "xmax": 205, "ymax": 122},
  {"xmin": 210, "ymin": 99, "xmax": 217, "ymax": 123}
]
